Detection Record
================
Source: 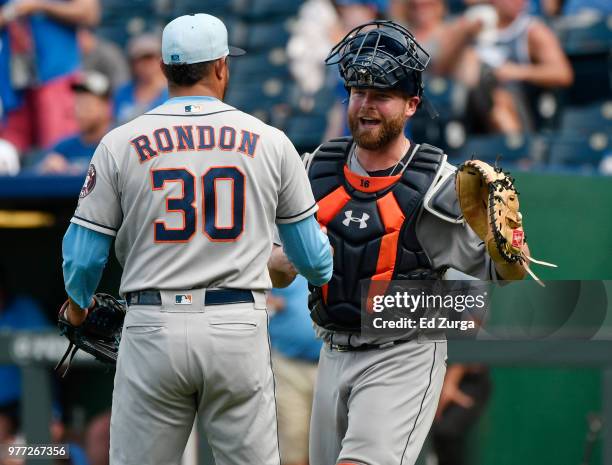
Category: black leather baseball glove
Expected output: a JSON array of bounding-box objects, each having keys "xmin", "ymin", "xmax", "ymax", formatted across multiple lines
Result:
[{"xmin": 55, "ymin": 293, "xmax": 126, "ymax": 377}]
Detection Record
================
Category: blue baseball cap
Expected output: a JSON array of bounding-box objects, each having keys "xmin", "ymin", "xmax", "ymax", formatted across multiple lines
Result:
[{"xmin": 162, "ymin": 14, "xmax": 246, "ymax": 65}]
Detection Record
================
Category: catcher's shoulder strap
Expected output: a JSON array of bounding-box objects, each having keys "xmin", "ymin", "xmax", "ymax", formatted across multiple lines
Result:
[
  {"xmin": 305, "ymin": 137, "xmax": 352, "ymax": 200},
  {"xmin": 305, "ymin": 136, "xmax": 352, "ymax": 174},
  {"xmin": 423, "ymin": 159, "xmax": 464, "ymax": 224}
]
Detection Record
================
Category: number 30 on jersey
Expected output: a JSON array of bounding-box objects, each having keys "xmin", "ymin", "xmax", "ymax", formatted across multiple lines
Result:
[{"xmin": 151, "ymin": 166, "xmax": 245, "ymax": 243}]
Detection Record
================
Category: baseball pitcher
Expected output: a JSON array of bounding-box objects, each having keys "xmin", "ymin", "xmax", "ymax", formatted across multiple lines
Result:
[{"xmin": 60, "ymin": 14, "xmax": 332, "ymax": 465}]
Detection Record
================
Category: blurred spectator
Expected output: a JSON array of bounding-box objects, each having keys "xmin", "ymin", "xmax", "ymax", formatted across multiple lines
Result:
[
  {"xmin": 288, "ymin": 0, "xmax": 385, "ymax": 93},
  {"xmin": 323, "ymin": 0, "xmax": 386, "ymax": 139},
  {"xmin": 39, "ymin": 71, "xmax": 112, "ymax": 174},
  {"xmin": 470, "ymin": 0, "xmax": 573, "ymax": 133},
  {"xmin": 84, "ymin": 411, "xmax": 110, "ymax": 465},
  {"xmin": 112, "ymin": 33, "xmax": 168, "ymax": 124},
  {"xmin": 50, "ymin": 405, "xmax": 89, "ymax": 465},
  {"xmin": 0, "ymin": 403, "xmax": 89, "ymax": 465},
  {"xmin": 0, "ymin": 266, "xmax": 50, "ymax": 407},
  {"xmin": 335, "ymin": 0, "xmax": 388, "ymax": 31},
  {"xmin": 393, "ymin": 0, "xmax": 483, "ymax": 77},
  {"xmin": 287, "ymin": 0, "xmax": 340, "ymax": 95},
  {"xmin": 0, "ymin": 265, "xmax": 50, "ymax": 453},
  {"xmin": 0, "ymin": 402, "xmax": 19, "ymax": 445},
  {"xmin": 432, "ymin": 364, "xmax": 492, "ymax": 465},
  {"xmin": 77, "ymin": 27, "xmax": 130, "ymax": 91},
  {"xmin": 0, "ymin": 0, "xmax": 100, "ymax": 154},
  {"xmin": 269, "ymin": 276, "xmax": 322, "ymax": 465},
  {"xmin": 0, "ymin": 139, "xmax": 19, "ymax": 175}
]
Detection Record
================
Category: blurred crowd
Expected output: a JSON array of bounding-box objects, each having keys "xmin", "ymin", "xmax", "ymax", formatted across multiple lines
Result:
[
  {"xmin": 292, "ymin": 0, "xmax": 610, "ymax": 172},
  {"xmin": 0, "ymin": 0, "xmax": 610, "ymax": 464},
  {"xmin": 0, "ymin": 0, "xmax": 609, "ymax": 176},
  {"xmin": 0, "ymin": 0, "xmax": 169, "ymax": 176}
]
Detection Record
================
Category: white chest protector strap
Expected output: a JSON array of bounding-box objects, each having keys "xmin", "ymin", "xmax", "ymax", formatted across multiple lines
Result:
[{"xmin": 423, "ymin": 161, "xmax": 464, "ymax": 224}]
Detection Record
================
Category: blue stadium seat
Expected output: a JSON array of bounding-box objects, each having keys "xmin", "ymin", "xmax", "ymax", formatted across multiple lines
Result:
[
  {"xmin": 284, "ymin": 113, "xmax": 328, "ymax": 154},
  {"xmin": 566, "ymin": 52, "xmax": 611, "ymax": 105},
  {"xmin": 101, "ymin": 0, "xmax": 154, "ymax": 10},
  {"xmin": 228, "ymin": 19, "xmax": 291, "ymax": 52},
  {"xmin": 446, "ymin": 133, "xmax": 533, "ymax": 165},
  {"xmin": 230, "ymin": 50, "xmax": 290, "ymax": 80},
  {"xmin": 409, "ymin": 77, "xmax": 466, "ymax": 149},
  {"xmin": 225, "ymin": 78, "xmax": 289, "ymax": 112},
  {"xmin": 562, "ymin": 18, "xmax": 612, "ymax": 105},
  {"xmin": 560, "ymin": 101, "xmax": 612, "ymax": 135},
  {"xmin": 286, "ymin": 84, "xmax": 336, "ymax": 117},
  {"xmin": 545, "ymin": 132, "xmax": 610, "ymax": 169},
  {"xmin": 563, "ymin": 17, "xmax": 612, "ymax": 56},
  {"xmin": 407, "ymin": 115, "xmax": 446, "ymax": 149},
  {"xmin": 425, "ymin": 77, "xmax": 454, "ymax": 114},
  {"xmin": 170, "ymin": 0, "xmax": 233, "ymax": 17},
  {"xmin": 232, "ymin": 0, "xmax": 303, "ymax": 20},
  {"xmin": 97, "ymin": 18, "xmax": 160, "ymax": 47},
  {"xmin": 521, "ymin": 85, "xmax": 566, "ymax": 132}
]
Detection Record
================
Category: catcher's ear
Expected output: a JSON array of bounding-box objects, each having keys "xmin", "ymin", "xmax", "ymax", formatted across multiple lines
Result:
[{"xmin": 404, "ymin": 96, "xmax": 420, "ymax": 118}]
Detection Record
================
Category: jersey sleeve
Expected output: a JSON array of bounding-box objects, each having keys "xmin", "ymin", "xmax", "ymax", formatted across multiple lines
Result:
[
  {"xmin": 63, "ymin": 223, "xmax": 113, "ymax": 309},
  {"xmin": 417, "ymin": 207, "xmax": 498, "ymax": 281},
  {"xmin": 275, "ymin": 134, "xmax": 318, "ymax": 224},
  {"xmin": 70, "ymin": 142, "xmax": 122, "ymax": 236},
  {"xmin": 277, "ymin": 215, "xmax": 333, "ymax": 286}
]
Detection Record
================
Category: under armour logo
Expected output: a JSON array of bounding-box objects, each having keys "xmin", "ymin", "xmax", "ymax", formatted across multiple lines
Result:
[{"xmin": 342, "ymin": 210, "xmax": 369, "ymax": 229}]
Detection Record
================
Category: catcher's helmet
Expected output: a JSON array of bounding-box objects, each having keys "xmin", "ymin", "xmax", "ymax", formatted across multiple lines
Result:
[{"xmin": 326, "ymin": 20, "xmax": 430, "ymax": 100}]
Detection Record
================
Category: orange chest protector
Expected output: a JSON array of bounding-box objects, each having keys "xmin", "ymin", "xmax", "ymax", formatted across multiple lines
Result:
[{"xmin": 307, "ymin": 137, "xmax": 445, "ymax": 331}]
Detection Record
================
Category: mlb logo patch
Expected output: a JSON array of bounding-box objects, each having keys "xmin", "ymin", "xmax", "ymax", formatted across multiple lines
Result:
[
  {"xmin": 185, "ymin": 104, "xmax": 202, "ymax": 113},
  {"xmin": 171, "ymin": 54, "xmax": 180, "ymax": 62},
  {"xmin": 175, "ymin": 294, "xmax": 193, "ymax": 305}
]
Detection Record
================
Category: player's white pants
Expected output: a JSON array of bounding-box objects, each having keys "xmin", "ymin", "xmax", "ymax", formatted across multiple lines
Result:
[{"xmin": 109, "ymin": 292, "xmax": 280, "ymax": 465}]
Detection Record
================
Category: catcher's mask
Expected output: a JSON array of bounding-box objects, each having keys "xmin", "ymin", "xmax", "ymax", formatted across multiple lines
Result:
[{"xmin": 326, "ymin": 20, "xmax": 430, "ymax": 104}]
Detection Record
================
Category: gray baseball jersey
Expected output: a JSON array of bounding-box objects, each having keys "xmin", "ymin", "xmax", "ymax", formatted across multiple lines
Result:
[
  {"xmin": 306, "ymin": 143, "xmax": 496, "ymax": 465},
  {"xmin": 71, "ymin": 97, "xmax": 316, "ymax": 294}
]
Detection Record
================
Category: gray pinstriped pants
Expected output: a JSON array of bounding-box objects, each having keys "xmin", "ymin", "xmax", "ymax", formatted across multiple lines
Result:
[{"xmin": 310, "ymin": 340, "xmax": 447, "ymax": 465}]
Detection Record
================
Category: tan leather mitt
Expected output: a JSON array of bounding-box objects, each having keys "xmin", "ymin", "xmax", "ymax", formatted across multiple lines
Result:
[{"xmin": 455, "ymin": 160, "xmax": 556, "ymax": 283}]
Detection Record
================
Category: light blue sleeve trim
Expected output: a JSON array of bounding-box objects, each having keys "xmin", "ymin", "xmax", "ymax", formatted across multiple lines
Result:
[
  {"xmin": 62, "ymin": 223, "xmax": 113, "ymax": 309},
  {"xmin": 166, "ymin": 96, "xmax": 219, "ymax": 103},
  {"xmin": 277, "ymin": 215, "xmax": 333, "ymax": 287}
]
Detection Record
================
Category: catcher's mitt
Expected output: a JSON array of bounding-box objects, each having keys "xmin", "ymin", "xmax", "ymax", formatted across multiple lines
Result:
[
  {"xmin": 55, "ymin": 293, "xmax": 126, "ymax": 377},
  {"xmin": 455, "ymin": 159, "xmax": 556, "ymax": 284}
]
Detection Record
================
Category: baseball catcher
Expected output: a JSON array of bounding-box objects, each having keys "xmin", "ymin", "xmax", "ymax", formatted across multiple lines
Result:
[{"xmin": 265, "ymin": 19, "xmax": 560, "ymax": 465}]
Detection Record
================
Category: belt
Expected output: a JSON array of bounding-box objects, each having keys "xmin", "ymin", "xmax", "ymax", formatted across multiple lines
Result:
[
  {"xmin": 125, "ymin": 289, "xmax": 255, "ymax": 307},
  {"xmin": 329, "ymin": 337, "xmax": 411, "ymax": 352}
]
